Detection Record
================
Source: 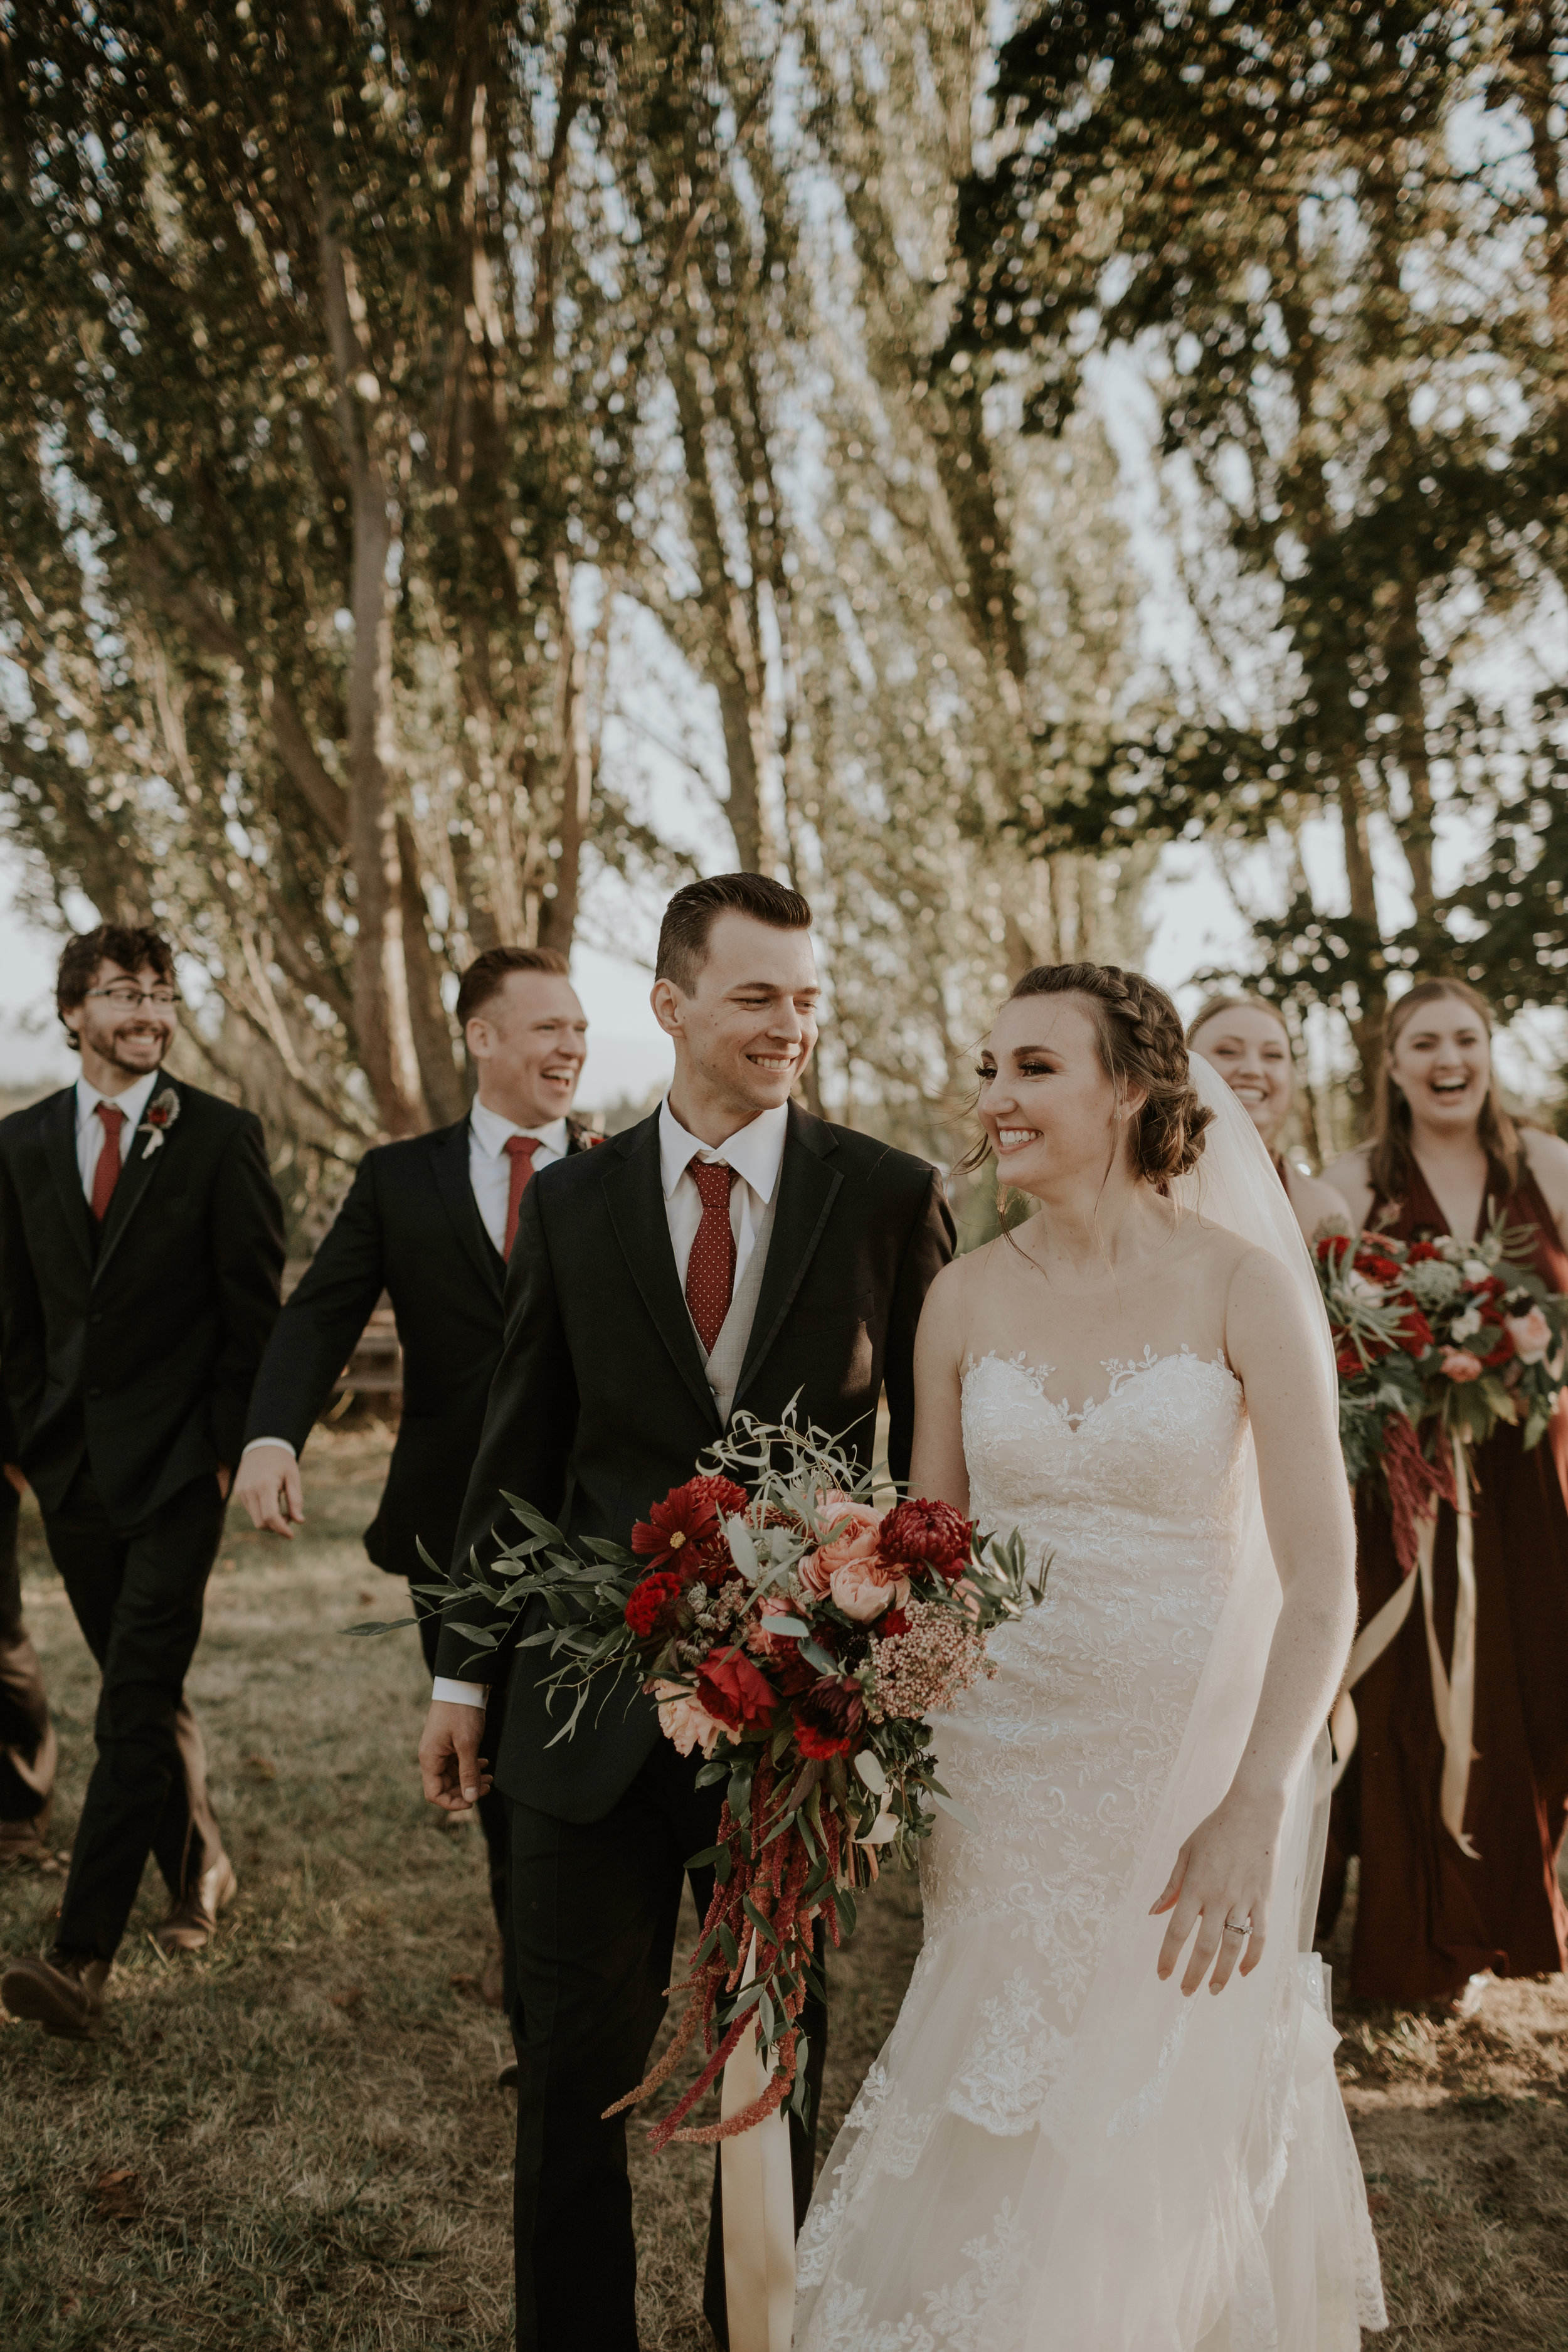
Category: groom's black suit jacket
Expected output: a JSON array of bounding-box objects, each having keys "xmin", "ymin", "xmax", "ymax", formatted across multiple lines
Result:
[
  {"xmin": 435, "ymin": 1100, "xmax": 955, "ymax": 1821},
  {"xmin": 0, "ymin": 1076, "xmax": 284, "ymax": 1528},
  {"xmin": 241, "ymin": 1114, "xmax": 600, "ymax": 1583}
]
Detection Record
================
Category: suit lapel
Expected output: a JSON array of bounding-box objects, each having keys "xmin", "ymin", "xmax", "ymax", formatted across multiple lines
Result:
[
  {"xmin": 430, "ymin": 1118, "xmax": 505, "ymax": 1298},
  {"xmin": 40, "ymin": 1088, "xmax": 93, "ymax": 1276},
  {"xmin": 93, "ymin": 1079, "xmax": 179, "ymax": 1284},
  {"xmin": 602, "ymin": 1113, "xmax": 720, "ymax": 1427},
  {"xmin": 735, "ymin": 1104, "xmax": 842, "ymax": 1402}
]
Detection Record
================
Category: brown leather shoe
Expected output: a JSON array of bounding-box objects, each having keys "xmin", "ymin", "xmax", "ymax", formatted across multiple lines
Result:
[
  {"xmin": 1, "ymin": 1952, "xmax": 110, "ymax": 2038},
  {"xmin": 154, "ymin": 1853, "xmax": 238, "ymax": 1954}
]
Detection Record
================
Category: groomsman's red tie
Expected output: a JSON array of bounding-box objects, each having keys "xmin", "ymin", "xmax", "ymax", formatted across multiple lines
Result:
[
  {"xmin": 502, "ymin": 1134, "xmax": 541, "ymax": 1260},
  {"xmin": 686, "ymin": 1160, "xmax": 737, "ymax": 1353},
  {"xmin": 90, "ymin": 1102, "xmax": 126, "ymax": 1223}
]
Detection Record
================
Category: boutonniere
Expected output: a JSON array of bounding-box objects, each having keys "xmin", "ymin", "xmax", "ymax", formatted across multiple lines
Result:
[{"xmin": 138, "ymin": 1086, "xmax": 180, "ymax": 1160}]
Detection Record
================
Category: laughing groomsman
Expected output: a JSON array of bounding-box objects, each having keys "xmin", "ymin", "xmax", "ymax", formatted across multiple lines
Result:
[
  {"xmin": 235, "ymin": 945, "xmax": 596, "ymax": 1995},
  {"xmin": 0, "ymin": 924, "xmax": 283, "ymax": 2038}
]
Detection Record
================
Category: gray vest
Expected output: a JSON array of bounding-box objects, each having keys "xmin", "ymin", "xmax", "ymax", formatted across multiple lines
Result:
[{"xmin": 697, "ymin": 1187, "xmax": 779, "ymax": 1424}]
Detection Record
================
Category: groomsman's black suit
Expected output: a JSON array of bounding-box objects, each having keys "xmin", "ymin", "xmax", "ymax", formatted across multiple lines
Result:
[
  {"xmin": 0, "ymin": 1075, "xmax": 283, "ymax": 1961},
  {"xmin": 435, "ymin": 1100, "xmax": 954, "ymax": 2351},
  {"xmin": 241, "ymin": 1110, "xmax": 600, "ymax": 1927}
]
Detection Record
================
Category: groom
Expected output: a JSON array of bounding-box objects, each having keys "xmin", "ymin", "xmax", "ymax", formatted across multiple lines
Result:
[{"xmin": 419, "ymin": 873, "xmax": 953, "ymax": 2350}]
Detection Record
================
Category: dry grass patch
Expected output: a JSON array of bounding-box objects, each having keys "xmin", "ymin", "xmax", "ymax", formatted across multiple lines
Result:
[{"xmin": 3, "ymin": 1424, "xmax": 1565, "ymax": 2348}]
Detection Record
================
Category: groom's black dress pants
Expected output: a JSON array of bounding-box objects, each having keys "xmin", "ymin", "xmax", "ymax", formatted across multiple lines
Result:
[{"xmin": 509, "ymin": 1733, "xmax": 828, "ymax": 2351}]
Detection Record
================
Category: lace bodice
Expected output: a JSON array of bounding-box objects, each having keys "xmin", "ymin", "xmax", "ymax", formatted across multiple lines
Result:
[{"xmin": 923, "ymin": 1343, "xmax": 1249, "ymax": 2058}]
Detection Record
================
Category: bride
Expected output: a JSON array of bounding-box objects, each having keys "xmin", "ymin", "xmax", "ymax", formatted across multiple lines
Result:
[{"xmin": 796, "ymin": 963, "xmax": 1387, "ymax": 2351}]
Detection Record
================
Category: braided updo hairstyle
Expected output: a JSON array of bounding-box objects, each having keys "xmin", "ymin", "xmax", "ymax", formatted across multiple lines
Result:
[{"xmin": 1003, "ymin": 963, "xmax": 1214, "ymax": 1184}]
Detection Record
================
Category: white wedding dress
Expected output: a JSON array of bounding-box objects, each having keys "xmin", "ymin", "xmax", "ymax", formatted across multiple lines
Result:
[{"xmin": 796, "ymin": 1076, "xmax": 1388, "ymax": 2352}]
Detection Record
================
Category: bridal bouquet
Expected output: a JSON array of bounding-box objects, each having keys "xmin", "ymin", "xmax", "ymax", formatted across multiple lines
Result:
[
  {"xmin": 393, "ymin": 1412, "xmax": 1046, "ymax": 2148},
  {"xmin": 1315, "ymin": 1222, "xmax": 1568, "ymax": 1571}
]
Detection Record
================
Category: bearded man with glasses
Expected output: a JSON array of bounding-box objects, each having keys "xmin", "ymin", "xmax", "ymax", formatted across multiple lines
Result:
[{"xmin": 0, "ymin": 923, "xmax": 283, "ymax": 2038}]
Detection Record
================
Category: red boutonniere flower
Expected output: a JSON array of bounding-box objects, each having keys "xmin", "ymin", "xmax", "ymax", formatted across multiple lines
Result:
[{"xmin": 139, "ymin": 1086, "xmax": 181, "ymax": 1160}]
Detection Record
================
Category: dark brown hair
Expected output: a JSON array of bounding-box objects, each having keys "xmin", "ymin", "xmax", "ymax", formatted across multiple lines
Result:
[
  {"xmin": 1186, "ymin": 992, "xmax": 1291, "ymax": 1051},
  {"xmin": 655, "ymin": 872, "xmax": 812, "ymax": 993},
  {"xmin": 1368, "ymin": 978, "xmax": 1523, "ymax": 1201},
  {"xmin": 455, "ymin": 944, "xmax": 571, "ymax": 1030},
  {"xmin": 56, "ymin": 924, "xmax": 176, "ymax": 1051},
  {"xmin": 975, "ymin": 961, "xmax": 1214, "ymax": 1185}
]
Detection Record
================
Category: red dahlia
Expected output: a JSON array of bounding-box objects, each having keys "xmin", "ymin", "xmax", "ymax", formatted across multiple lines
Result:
[
  {"xmin": 877, "ymin": 1608, "xmax": 909, "ymax": 1641},
  {"xmin": 878, "ymin": 1498, "xmax": 973, "ymax": 1576},
  {"xmin": 625, "ymin": 1571, "xmax": 684, "ymax": 1639},
  {"xmin": 791, "ymin": 1675, "xmax": 864, "ymax": 1760}
]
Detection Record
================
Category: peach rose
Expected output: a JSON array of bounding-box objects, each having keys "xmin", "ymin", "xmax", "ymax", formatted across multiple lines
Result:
[
  {"xmin": 800, "ymin": 1493, "xmax": 884, "ymax": 1597},
  {"xmin": 1439, "ymin": 1347, "xmax": 1484, "ymax": 1384},
  {"xmin": 1505, "ymin": 1306, "xmax": 1552, "ymax": 1365},
  {"xmin": 829, "ymin": 1558, "xmax": 911, "ymax": 1623},
  {"xmin": 652, "ymin": 1679, "xmax": 729, "ymax": 1759}
]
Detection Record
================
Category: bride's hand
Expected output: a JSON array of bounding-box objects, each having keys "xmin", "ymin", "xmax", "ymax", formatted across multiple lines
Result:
[{"xmin": 1149, "ymin": 1788, "xmax": 1283, "ymax": 1995}]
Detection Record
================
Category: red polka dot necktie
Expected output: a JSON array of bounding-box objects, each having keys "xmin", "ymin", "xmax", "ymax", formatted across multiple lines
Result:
[
  {"xmin": 90, "ymin": 1102, "xmax": 126, "ymax": 1222},
  {"xmin": 686, "ymin": 1160, "xmax": 737, "ymax": 1353},
  {"xmin": 502, "ymin": 1135, "xmax": 541, "ymax": 1260}
]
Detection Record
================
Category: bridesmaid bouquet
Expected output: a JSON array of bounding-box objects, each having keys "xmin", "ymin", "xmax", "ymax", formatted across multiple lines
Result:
[
  {"xmin": 391, "ymin": 1410, "xmax": 1046, "ymax": 2146},
  {"xmin": 1315, "ymin": 1223, "xmax": 1568, "ymax": 1572}
]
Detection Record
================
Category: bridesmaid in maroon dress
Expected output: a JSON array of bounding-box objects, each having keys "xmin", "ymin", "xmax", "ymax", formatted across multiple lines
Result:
[
  {"xmin": 1188, "ymin": 993, "xmax": 1348, "ymax": 1241},
  {"xmin": 1323, "ymin": 979, "xmax": 1568, "ymax": 2005}
]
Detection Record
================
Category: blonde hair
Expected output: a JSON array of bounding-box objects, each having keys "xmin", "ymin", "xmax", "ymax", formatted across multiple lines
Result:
[{"xmin": 1186, "ymin": 992, "xmax": 1291, "ymax": 1049}]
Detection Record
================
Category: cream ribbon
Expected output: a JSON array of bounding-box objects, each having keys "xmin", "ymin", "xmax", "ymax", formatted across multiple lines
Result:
[
  {"xmin": 719, "ymin": 1932, "xmax": 797, "ymax": 2352},
  {"xmin": 1330, "ymin": 1435, "xmax": 1481, "ymax": 1858}
]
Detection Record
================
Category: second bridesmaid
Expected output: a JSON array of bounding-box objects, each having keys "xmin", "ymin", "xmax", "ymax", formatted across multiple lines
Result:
[{"xmin": 1189, "ymin": 993, "xmax": 1348, "ymax": 1241}]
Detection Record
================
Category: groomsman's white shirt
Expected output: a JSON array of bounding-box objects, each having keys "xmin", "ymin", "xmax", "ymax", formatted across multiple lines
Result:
[
  {"xmin": 240, "ymin": 1105, "xmax": 569, "ymax": 1470},
  {"xmin": 75, "ymin": 1069, "xmax": 159, "ymax": 1197},
  {"xmin": 432, "ymin": 1098, "xmax": 788, "ymax": 1712},
  {"xmin": 466, "ymin": 1101, "xmax": 569, "ymax": 1254}
]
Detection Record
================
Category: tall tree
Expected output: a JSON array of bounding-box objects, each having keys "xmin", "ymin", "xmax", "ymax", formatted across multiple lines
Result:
[{"xmin": 951, "ymin": 2, "xmax": 1568, "ymax": 1111}]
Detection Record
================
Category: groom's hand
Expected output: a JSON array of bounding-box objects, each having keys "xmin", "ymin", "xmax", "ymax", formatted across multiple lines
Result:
[{"xmin": 419, "ymin": 1700, "xmax": 494, "ymax": 1811}]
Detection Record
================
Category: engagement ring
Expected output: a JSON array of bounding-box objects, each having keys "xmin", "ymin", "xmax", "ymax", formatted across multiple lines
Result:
[{"xmin": 1223, "ymin": 1918, "xmax": 1252, "ymax": 1937}]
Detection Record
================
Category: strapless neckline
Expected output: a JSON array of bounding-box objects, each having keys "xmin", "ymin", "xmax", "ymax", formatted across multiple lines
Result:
[{"xmin": 961, "ymin": 1340, "xmax": 1240, "ymax": 1433}]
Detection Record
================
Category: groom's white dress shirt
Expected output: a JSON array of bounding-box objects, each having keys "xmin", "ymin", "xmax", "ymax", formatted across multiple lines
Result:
[
  {"xmin": 432, "ymin": 1098, "xmax": 790, "ymax": 1712},
  {"xmin": 241, "ymin": 1104, "xmax": 568, "ymax": 1470},
  {"xmin": 74, "ymin": 1070, "xmax": 159, "ymax": 1196}
]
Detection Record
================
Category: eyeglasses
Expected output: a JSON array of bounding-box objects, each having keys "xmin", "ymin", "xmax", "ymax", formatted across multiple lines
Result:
[{"xmin": 85, "ymin": 987, "xmax": 179, "ymax": 1012}]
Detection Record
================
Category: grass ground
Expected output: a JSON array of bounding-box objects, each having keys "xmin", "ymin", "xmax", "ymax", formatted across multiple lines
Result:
[{"xmin": 1, "ymin": 1424, "xmax": 1564, "ymax": 2349}]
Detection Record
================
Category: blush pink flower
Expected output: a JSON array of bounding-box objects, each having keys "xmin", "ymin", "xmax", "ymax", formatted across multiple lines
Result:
[
  {"xmin": 800, "ymin": 1493, "xmax": 883, "ymax": 1597},
  {"xmin": 1504, "ymin": 1306, "xmax": 1552, "ymax": 1365},
  {"xmin": 651, "ymin": 1679, "xmax": 729, "ymax": 1759},
  {"xmin": 1439, "ymin": 1347, "xmax": 1485, "ymax": 1384},
  {"xmin": 829, "ymin": 1557, "xmax": 911, "ymax": 1623}
]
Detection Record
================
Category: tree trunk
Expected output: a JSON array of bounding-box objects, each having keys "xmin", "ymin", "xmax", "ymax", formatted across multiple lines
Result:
[
  {"xmin": 399, "ymin": 817, "xmax": 467, "ymax": 1124},
  {"xmin": 667, "ymin": 315, "xmax": 770, "ymax": 871},
  {"xmin": 319, "ymin": 204, "xmax": 427, "ymax": 1135}
]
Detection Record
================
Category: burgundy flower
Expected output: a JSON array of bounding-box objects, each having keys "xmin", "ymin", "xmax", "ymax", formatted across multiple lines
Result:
[
  {"xmin": 878, "ymin": 1498, "xmax": 974, "ymax": 1577},
  {"xmin": 790, "ymin": 1675, "xmax": 864, "ymax": 1761},
  {"xmin": 877, "ymin": 1607, "xmax": 909, "ymax": 1641},
  {"xmin": 630, "ymin": 1475, "xmax": 744, "ymax": 1576},
  {"xmin": 695, "ymin": 1646, "xmax": 778, "ymax": 1735},
  {"xmin": 625, "ymin": 1571, "xmax": 684, "ymax": 1640}
]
